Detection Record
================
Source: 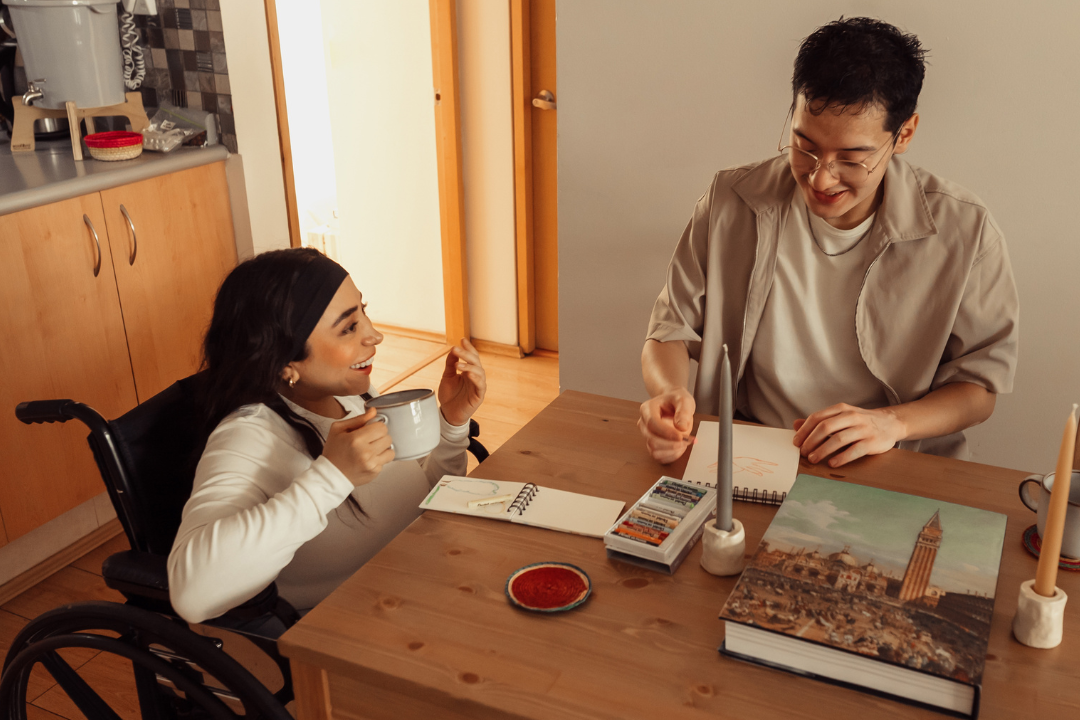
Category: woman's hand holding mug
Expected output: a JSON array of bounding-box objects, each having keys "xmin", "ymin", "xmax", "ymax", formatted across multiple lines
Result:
[
  {"xmin": 438, "ymin": 339, "xmax": 487, "ymax": 427},
  {"xmin": 323, "ymin": 408, "xmax": 395, "ymax": 486}
]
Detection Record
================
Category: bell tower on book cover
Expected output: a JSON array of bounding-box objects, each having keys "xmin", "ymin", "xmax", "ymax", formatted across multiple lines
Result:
[{"xmin": 899, "ymin": 511, "xmax": 942, "ymax": 602}]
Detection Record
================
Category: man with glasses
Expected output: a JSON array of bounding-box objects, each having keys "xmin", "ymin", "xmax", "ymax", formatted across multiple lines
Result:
[{"xmin": 639, "ymin": 17, "xmax": 1018, "ymax": 468}]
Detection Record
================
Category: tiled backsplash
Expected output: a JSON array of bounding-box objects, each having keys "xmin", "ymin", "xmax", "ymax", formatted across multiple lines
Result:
[{"xmin": 131, "ymin": 0, "xmax": 237, "ymax": 153}]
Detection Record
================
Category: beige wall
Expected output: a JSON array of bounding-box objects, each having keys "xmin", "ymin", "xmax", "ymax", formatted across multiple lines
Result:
[
  {"xmin": 219, "ymin": 0, "xmax": 291, "ymax": 256},
  {"xmin": 320, "ymin": 0, "xmax": 445, "ymax": 334},
  {"xmin": 277, "ymin": 0, "xmax": 338, "ymax": 242},
  {"xmin": 458, "ymin": 0, "xmax": 518, "ymax": 346},
  {"xmin": 558, "ymin": 0, "xmax": 1080, "ymax": 472}
]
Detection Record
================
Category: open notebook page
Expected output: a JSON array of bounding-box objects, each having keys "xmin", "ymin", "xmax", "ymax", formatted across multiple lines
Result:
[
  {"xmin": 420, "ymin": 476, "xmax": 527, "ymax": 520},
  {"xmin": 683, "ymin": 421, "xmax": 800, "ymax": 497},
  {"xmin": 510, "ymin": 487, "xmax": 625, "ymax": 538}
]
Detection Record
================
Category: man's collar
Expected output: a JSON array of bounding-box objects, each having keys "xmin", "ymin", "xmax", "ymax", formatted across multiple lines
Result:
[{"xmin": 733, "ymin": 155, "xmax": 937, "ymax": 243}]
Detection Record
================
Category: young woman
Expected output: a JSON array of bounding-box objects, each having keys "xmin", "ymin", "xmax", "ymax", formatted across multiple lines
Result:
[{"xmin": 167, "ymin": 248, "xmax": 486, "ymax": 627}]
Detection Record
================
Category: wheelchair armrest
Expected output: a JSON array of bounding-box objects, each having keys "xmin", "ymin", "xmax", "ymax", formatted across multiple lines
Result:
[
  {"xmin": 104, "ymin": 550, "xmax": 300, "ymax": 630},
  {"xmin": 218, "ymin": 584, "xmax": 301, "ymax": 629},
  {"xmin": 102, "ymin": 550, "xmax": 171, "ymax": 603}
]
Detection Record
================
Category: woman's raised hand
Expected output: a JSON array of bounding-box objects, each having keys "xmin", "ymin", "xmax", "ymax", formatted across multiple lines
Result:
[
  {"xmin": 438, "ymin": 339, "xmax": 487, "ymax": 427},
  {"xmin": 322, "ymin": 408, "xmax": 395, "ymax": 486}
]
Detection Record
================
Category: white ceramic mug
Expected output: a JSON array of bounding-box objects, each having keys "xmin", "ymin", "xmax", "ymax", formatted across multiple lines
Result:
[
  {"xmin": 1019, "ymin": 470, "xmax": 1080, "ymax": 560},
  {"xmin": 365, "ymin": 389, "xmax": 440, "ymax": 462}
]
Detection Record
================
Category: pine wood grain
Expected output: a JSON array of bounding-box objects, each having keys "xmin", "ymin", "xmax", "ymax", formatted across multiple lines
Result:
[
  {"xmin": 0, "ymin": 520, "xmax": 123, "ymax": 606},
  {"xmin": 510, "ymin": 0, "xmax": 536, "ymax": 355},
  {"xmin": 428, "ymin": 0, "xmax": 471, "ymax": 343},
  {"xmin": 100, "ymin": 162, "xmax": 237, "ymax": 402},
  {"xmin": 529, "ymin": 0, "xmax": 558, "ymax": 352},
  {"xmin": 1, "ymin": 566, "xmax": 125, "ymax": 622},
  {"xmin": 281, "ymin": 391, "xmax": 1078, "ymax": 720},
  {"xmin": 0, "ymin": 608, "xmax": 100, "ymax": 705},
  {"xmin": 0, "ymin": 196, "xmax": 139, "ymax": 542},
  {"xmin": 32, "ymin": 648, "xmax": 141, "ymax": 720}
]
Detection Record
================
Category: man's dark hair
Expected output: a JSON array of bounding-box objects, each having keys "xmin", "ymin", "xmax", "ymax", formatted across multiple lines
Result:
[{"xmin": 792, "ymin": 17, "xmax": 927, "ymax": 133}]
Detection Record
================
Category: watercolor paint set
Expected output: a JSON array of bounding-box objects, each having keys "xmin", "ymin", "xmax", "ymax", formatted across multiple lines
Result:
[{"xmin": 603, "ymin": 476, "xmax": 715, "ymax": 574}]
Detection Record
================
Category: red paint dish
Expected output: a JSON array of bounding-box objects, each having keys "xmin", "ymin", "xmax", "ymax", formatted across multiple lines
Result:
[
  {"xmin": 505, "ymin": 562, "xmax": 591, "ymax": 612},
  {"xmin": 84, "ymin": 131, "xmax": 143, "ymax": 148}
]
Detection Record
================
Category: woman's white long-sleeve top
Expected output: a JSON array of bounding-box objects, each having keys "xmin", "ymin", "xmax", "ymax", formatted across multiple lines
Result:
[{"xmin": 167, "ymin": 394, "xmax": 469, "ymax": 623}]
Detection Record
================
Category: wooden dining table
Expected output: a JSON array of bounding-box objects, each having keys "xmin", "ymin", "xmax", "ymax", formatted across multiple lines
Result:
[{"xmin": 278, "ymin": 391, "xmax": 1080, "ymax": 719}]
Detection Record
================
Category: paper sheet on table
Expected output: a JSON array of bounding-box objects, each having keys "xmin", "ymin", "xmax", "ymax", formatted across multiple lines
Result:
[{"xmin": 682, "ymin": 421, "xmax": 800, "ymax": 497}]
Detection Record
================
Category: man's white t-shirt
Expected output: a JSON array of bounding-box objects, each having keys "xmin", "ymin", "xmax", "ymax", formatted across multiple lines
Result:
[{"xmin": 745, "ymin": 192, "xmax": 888, "ymax": 430}]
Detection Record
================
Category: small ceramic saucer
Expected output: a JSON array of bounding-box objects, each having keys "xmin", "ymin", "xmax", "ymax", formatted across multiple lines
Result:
[
  {"xmin": 1022, "ymin": 524, "xmax": 1080, "ymax": 571},
  {"xmin": 505, "ymin": 562, "xmax": 591, "ymax": 612}
]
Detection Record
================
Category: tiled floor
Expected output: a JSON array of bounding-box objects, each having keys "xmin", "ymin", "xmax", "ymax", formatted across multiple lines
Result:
[{"xmin": 0, "ymin": 330, "xmax": 559, "ymax": 719}]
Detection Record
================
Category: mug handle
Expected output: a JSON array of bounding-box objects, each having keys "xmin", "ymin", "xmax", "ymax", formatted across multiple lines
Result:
[
  {"xmin": 1019, "ymin": 475, "xmax": 1042, "ymax": 512},
  {"xmin": 369, "ymin": 413, "xmax": 394, "ymax": 452}
]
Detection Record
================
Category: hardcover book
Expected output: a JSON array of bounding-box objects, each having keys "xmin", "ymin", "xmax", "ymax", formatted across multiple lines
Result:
[{"xmin": 719, "ymin": 474, "xmax": 1006, "ymax": 719}]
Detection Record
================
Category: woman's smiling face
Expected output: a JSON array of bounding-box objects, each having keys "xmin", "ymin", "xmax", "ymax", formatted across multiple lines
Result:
[
  {"xmin": 788, "ymin": 95, "xmax": 917, "ymax": 230},
  {"xmin": 283, "ymin": 276, "xmax": 383, "ymax": 415}
]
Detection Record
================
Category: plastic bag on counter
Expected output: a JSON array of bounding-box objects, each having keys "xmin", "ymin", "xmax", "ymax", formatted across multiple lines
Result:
[{"xmin": 142, "ymin": 105, "xmax": 218, "ymax": 153}]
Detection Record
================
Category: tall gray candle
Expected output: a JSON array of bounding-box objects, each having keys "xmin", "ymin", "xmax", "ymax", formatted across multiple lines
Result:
[{"xmin": 717, "ymin": 343, "xmax": 733, "ymax": 532}]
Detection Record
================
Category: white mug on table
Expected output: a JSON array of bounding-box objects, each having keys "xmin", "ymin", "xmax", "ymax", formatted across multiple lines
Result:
[{"xmin": 365, "ymin": 389, "xmax": 440, "ymax": 462}]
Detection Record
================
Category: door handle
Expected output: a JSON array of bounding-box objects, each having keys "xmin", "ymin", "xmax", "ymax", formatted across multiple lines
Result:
[
  {"xmin": 120, "ymin": 204, "xmax": 137, "ymax": 265},
  {"xmin": 83, "ymin": 214, "xmax": 101, "ymax": 277},
  {"xmin": 532, "ymin": 90, "xmax": 556, "ymax": 110}
]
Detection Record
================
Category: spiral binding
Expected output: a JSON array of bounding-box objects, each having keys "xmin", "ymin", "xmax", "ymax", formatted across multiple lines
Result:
[
  {"xmin": 733, "ymin": 486, "xmax": 786, "ymax": 506},
  {"xmin": 508, "ymin": 483, "xmax": 540, "ymax": 514},
  {"xmin": 120, "ymin": 12, "xmax": 146, "ymax": 90}
]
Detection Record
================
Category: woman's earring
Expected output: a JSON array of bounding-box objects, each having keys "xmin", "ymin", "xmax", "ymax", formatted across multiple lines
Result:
[{"xmin": 288, "ymin": 376, "xmax": 297, "ymax": 389}]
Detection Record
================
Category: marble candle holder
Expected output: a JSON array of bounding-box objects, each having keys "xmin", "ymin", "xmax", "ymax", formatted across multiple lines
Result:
[{"xmin": 700, "ymin": 518, "xmax": 746, "ymax": 576}]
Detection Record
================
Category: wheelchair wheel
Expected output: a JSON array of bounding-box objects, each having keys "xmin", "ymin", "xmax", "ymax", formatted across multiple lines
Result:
[{"xmin": 0, "ymin": 601, "xmax": 292, "ymax": 720}]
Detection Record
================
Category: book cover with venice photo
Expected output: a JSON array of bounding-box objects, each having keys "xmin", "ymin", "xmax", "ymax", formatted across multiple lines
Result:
[{"xmin": 720, "ymin": 475, "xmax": 1007, "ymax": 695}]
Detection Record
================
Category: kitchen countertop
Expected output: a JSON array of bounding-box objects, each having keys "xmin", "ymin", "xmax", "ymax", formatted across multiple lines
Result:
[{"xmin": 0, "ymin": 139, "xmax": 230, "ymax": 217}]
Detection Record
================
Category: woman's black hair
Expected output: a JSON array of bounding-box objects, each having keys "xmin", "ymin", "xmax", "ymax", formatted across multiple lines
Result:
[
  {"xmin": 198, "ymin": 248, "xmax": 364, "ymax": 515},
  {"xmin": 792, "ymin": 17, "xmax": 928, "ymax": 133}
]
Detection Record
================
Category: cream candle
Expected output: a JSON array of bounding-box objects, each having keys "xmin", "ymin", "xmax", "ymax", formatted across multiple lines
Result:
[{"xmin": 1034, "ymin": 404, "xmax": 1078, "ymax": 597}]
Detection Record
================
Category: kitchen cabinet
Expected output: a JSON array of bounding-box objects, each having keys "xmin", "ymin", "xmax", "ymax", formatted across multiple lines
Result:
[
  {"xmin": 0, "ymin": 161, "xmax": 236, "ymax": 543},
  {"xmin": 100, "ymin": 163, "xmax": 237, "ymax": 401}
]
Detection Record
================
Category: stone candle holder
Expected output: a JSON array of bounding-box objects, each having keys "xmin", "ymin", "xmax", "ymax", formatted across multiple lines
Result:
[
  {"xmin": 1013, "ymin": 579, "xmax": 1068, "ymax": 649},
  {"xmin": 700, "ymin": 518, "xmax": 746, "ymax": 576}
]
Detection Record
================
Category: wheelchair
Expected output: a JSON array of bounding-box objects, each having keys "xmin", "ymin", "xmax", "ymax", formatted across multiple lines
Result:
[{"xmin": 6, "ymin": 373, "xmax": 489, "ymax": 719}]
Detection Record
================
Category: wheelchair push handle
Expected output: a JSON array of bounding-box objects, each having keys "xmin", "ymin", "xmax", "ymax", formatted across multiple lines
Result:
[{"xmin": 15, "ymin": 400, "xmax": 77, "ymax": 424}]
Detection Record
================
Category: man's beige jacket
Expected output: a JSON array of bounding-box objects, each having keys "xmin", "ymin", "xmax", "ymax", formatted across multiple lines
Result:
[{"xmin": 647, "ymin": 155, "xmax": 1019, "ymax": 458}]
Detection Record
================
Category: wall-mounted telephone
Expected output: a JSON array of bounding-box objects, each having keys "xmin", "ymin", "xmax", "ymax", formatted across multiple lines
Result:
[
  {"xmin": 120, "ymin": 0, "xmax": 158, "ymax": 90},
  {"xmin": 121, "ymin": 1, "xmax": 159, "ymax": 15}
]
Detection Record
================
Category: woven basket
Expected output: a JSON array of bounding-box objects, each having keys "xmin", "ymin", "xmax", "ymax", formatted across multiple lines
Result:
[{"xmin": 85, "ymin": 131, "xmax": 144, "ymax": 162}]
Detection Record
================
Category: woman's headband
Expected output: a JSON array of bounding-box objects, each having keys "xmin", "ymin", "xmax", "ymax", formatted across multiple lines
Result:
[{"xmin": 288, "ymin": 255, "xmax": 349, "ymax": 361}]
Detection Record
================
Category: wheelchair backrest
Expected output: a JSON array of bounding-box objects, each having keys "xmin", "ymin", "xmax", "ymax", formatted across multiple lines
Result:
[{"xmin": 93, "ymin": 374, "xmax": 204, "ymax": 557}]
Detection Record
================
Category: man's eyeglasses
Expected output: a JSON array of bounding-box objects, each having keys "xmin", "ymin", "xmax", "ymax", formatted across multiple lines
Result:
[{"xmin": 777, "ymin": 112, "xmax": 901, "ymax": 186}]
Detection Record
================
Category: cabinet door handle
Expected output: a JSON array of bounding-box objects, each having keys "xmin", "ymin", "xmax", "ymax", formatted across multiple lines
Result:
[
  {"xmin": 120, "ymin": 204, "xmax": 137, "ymax": 265},
  {"xmin": 83, "ymin": 214, "xmax": 101, "ymax": 277}
]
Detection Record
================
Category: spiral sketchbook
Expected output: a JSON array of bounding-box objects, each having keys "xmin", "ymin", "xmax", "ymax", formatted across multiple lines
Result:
[
  {"xmin": 420, "ymin": 476, "xmax": 626, "ymax": 538},
  {"xmin": 682, "ymin": 422, "xmax": 801, "ymax": 505}
]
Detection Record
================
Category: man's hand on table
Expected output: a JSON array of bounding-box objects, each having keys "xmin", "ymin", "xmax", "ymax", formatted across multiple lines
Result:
[
  {"xmin": 793, "ymin": 403, "xmax": 904, "ymax": 468},
  {"xmin": 638, "ymin": 387, "xmax": 697, "ymax": 464}
]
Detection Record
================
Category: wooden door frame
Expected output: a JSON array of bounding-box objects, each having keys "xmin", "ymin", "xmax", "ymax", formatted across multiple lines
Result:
[
  {"xmin": 263, "ymin": 0, "xmax": 302, "ymax": 248},
  {"xmin": 263, "ymin": 0, "xmax": 472, "ymax": 343},
  {"xmin": 510, "ymin": 0, "xmax": 536, "ymax": 355},
  {"xmin": 428, "ymin": 0, "xmax": 471, "ymax": 344}
]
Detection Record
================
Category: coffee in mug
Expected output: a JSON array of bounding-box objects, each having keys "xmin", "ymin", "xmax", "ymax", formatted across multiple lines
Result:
[
  {"xmin": 364, "ymin": 389, "xmax": 440, "ymax": 462},
  {"xmin": 1019, "ymin": 470, "xmax": 1080, "ymax": 560}
]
